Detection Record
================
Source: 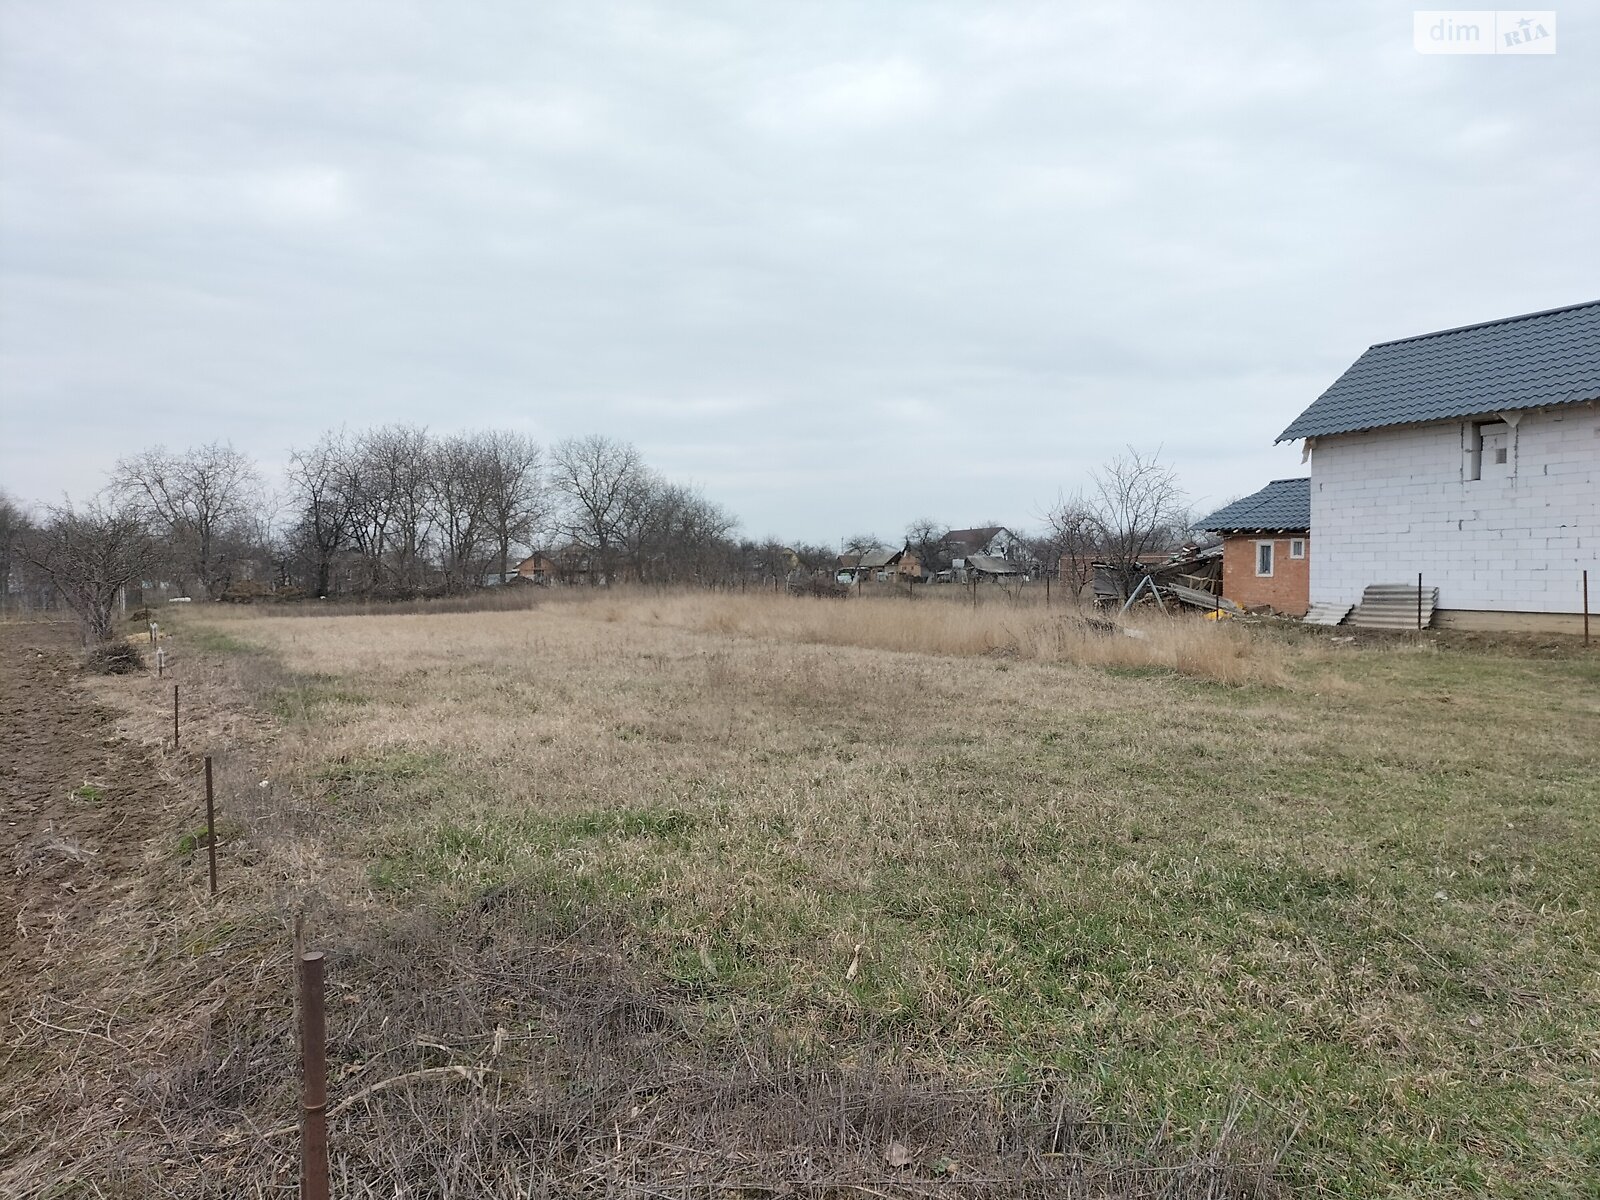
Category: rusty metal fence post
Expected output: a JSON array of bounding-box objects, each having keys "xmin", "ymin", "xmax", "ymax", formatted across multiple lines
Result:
[
  {"xmin": 203, "ymin": 755, "xmax": 218, "ymax": 895},
  {"xmin": 172, "ymin": 684, "xmax": 180, "ymax": 749},
  {"xmin": 1416, "ymin": 573, "xmax": 1423, "ymax": 632},
  {"xmin": 1584, "ymin": 569, "xmax": 1591, "ymax": 647},
  {"xmin": 298, "ymin": 950, "xmax": 330, "ymax": 1200}
]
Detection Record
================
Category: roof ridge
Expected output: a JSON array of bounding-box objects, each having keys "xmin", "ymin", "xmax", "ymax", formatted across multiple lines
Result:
[
  {"xmin": 1371, "ymin": 299, "xmax": 1600, "ymax": 349},
  {"xmin": 1267, "ymin": 477, "xmax": 1310, "ymax": 485}
]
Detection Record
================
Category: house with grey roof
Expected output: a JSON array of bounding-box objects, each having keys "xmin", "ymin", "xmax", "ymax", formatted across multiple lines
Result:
[
  {"xmin": 1277, "ymin": 300, "xmax": 1599, "ymax": 629},
  {"xmin": 941, "ymin": 526, "xmax": 1032, "ymax": 581},
  {"xmin": 1196, "ymin": 478, "xmax": 1311, "ymax": 615}
]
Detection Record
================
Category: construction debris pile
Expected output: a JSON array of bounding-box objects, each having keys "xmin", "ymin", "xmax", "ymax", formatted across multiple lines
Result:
[{"xmin": 1092, "ymin": 544, "xmax": 1244, "ymax": 615}]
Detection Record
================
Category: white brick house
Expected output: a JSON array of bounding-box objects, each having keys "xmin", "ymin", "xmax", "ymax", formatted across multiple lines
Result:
[{"xmin": 1278, "ymin": 301, "xmax": 1599, "ymax": 629}]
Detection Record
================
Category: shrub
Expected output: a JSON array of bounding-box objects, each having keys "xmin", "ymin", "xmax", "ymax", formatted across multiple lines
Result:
[
  {"xmin": 85, "ymin": 640, "xmax": 147, "ymax": 675},
  {"xmin": 220, "ymin": 580, "xmax": 272, "ymax": 604}
]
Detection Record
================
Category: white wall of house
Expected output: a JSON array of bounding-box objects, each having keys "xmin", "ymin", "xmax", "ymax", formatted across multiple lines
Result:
[{"xmin": 1309, "ymin": 404, "xmax": 1598, "ymax": 613}]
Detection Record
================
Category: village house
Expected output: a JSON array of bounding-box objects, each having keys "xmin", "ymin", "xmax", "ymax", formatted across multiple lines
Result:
[
  {"xmin": 858, "ymin": 547, "xmax": 904, "ymax": 581},
  {"xmin": 835, "ymin": 547, "xmax": 914, "ymax": 584},
  {"xmin": 964, "ymin": 554, "xmax": 1021, "ymax": 581},
  {"xmin": 1196, "ymin": 479, "xmax": 1311, "ymax": 616},
  {"xmin": 513, "ymin": 552, "xmax": 557, "ymax": 584},
  {"xmin": 941, "ymin": 526, "xmax": 1030, "ymax": 580},
  {"xmin": 1278, "ymin": 299, "xmax": 1598, "ymax": 630}
]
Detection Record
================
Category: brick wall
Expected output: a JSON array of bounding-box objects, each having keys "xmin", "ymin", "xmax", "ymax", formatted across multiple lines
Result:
[
  {"xmin": 1309, "ymin": 405, "xmax": 1598, "ymax": 614},
  {"xmin": 1222, "ymin": 535, "xmax": 1310, "ymax": 615}
]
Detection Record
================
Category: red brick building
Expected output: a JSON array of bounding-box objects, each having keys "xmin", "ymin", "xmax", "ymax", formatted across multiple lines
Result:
[{"xmin": 1196, "ymin": 478, "xmax": 1311, "ymax": 616}]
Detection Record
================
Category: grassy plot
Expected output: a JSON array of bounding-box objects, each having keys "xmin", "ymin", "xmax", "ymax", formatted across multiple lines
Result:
[{"xmin": 189, "ymin": 596, "xmax": 1600, "ymax": 1197}]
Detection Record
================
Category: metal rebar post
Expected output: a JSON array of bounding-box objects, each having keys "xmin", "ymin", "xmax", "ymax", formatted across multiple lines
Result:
[
  {"xmin": 298, "ymin": 951, "xmax": 330, "ymax": 1200},
  {"xmin": 204, "ymin": 755, "xmax": 217, "ymax": 895}
]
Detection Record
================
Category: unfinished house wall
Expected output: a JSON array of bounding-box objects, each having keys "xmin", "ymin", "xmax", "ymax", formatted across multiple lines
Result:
[
  {"xmin": 1309, "ymin": 405, "xmax": 1598, "ymax": 615},
  {"xmin": 1222, "ymin": 536, "xmax": 1310, "ymax": 615}
]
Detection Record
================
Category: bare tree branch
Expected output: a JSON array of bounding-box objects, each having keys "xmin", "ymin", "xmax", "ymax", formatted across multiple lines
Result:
[{"xmin": 20, "ymin": 500, "xmax": 155, "ymax": 641}]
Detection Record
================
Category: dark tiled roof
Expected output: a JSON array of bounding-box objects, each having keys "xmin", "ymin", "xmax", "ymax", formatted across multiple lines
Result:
[
  {"xmin": 1196, "ymin": 478, "xmax": 1310, "ymax": 532},
  {"xmin": 943, "ymin": 526, "xmax": 1006, "ymax": 547},
  {"xmin": 1278, "ymin": 300, "xmax": 1600, "ymax": 441}
]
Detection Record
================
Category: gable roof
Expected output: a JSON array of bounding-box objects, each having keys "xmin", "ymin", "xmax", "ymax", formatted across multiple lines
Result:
[
  {"xmin": 944, "ymin": 526, "xmax": 1008, "ymax": 547},
  {"xmin": 1278, "ymin": 300, "xmax": 1600, "ymax": 442},
  {"xmin": 858, "ymin": 547, "xmax": 903, "ymax": 569},
  {"xmin": 1196, "ymin": 478, "xmax": 1310, "ymax": 533}
]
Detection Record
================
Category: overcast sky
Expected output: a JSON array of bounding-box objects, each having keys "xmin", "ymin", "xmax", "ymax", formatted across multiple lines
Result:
[{"xmin": 2, "ymin": 2, "xmax": 1596, "ymax": 543}]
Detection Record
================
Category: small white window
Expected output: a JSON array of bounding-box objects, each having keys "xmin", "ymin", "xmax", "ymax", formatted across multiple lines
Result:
[
  {"xmin": 1255, "ymin": 541, "xmax": 1275, "ymax": 577},
  {"xmin": 1289, "ymin": 538, "xmax": 1306, "ymax": 559}
]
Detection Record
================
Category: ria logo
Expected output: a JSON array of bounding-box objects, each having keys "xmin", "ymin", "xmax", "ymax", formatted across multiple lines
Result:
[
  {"xmin": 1501, "ymin": 14, "xmax": 1554, "ymax": 46},
  {"xmin": 1413, "ymin": 10, "xmax": 1557, "ymax": 53}
]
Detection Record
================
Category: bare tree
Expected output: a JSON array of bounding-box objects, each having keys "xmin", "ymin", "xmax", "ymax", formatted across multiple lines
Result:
[
  {"xmin": 842, "ymin": 532, "xmax": 883, "ymax": 557},
  {"xmin": 631, "ymin": 481, "xmax": 738, "ymax": 584},
  {"xmin": 431, "ymin": 433, "xmax": 497, "ymax": 592},
  {"xmin": 749, "ymin": 538, "xmax": 799, "ymax": 583},
  {"xmin": 22, "ymin": 500, "xmax": 155, "ymax": 642},
  {"xmin": 342, "ymin": 425, "xmax": 434, "ymax": 596},
  {"xmin": 480, "ymin": 430, "xmax": 545, "ymax": 580},
  {"xmin": 781, "ymin": 542, "xmax": 831, "ymax": 573},
  {"xmin": 376, "ymin": 425, "xmax": 435, "ymax": 594},
  {"xmin": 903, "ymin": 517, "xmax": 944, "ymax": 574},
  {"xmin": 0, "ymin": 490, "xmax": 25, "ymax": 613},
  {"xmin": 286, "ymin": 431, "xmax": 358, "ymax": 598},
  {"xmin": 1041, "ymin": 499, "xmax": 1100, "ymax": 600},
  {"xmin": 550, "ymin": 436, "xmax": 648, "ymax": 585},
  {"xmin": 1049, "ymin": 448, "xmax": 1187, "ymax": 600},
  {"xmin": 111, "ymin": 442, "xmax": 262, "ymax": 599}
]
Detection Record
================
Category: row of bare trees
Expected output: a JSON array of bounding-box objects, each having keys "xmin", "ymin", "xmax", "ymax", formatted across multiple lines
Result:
[
  {"xmin": 281, "ymin": 429, "xmax": 742, "ymax": 597},
  {"xmin": 284, "ymin": 427, "xmax": 546, "ymax": 598},
  {"xmin": 4, "ymin": 442, "xmax": 1196, "ymax": 644},
  {"xmin": 3, "ymin": 428, "xmax": 753, "ymax": 635}
]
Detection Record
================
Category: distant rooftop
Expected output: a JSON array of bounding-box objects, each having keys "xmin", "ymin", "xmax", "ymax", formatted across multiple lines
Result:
[
  {"xmin": 1278, "ymin": 300, "xmax": 1600, "ymax": 441},
  {"xmin": 1196, "ymin": 478, "xmax": 1310, "ymax": 532},
  {"xmin": 943, "ymin": 526, "xmax": 1009, "ymax": 546},
  {"xmin": 858, "ymin": 548, "xmax": 901, "ymax": 569}
]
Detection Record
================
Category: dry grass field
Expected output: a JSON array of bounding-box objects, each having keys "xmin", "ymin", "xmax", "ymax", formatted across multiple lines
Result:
[{"xmin": 5, "ymin": 590, "xmax": 1598, "ymax": 1197}]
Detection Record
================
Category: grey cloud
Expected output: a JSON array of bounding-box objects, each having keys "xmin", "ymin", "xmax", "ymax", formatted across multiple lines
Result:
[{"xmin": 3, "ymin": 1, "xmax": 1596, "ymax": 537}]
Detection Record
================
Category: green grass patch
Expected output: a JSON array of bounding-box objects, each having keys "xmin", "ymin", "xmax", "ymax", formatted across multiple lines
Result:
[
  {"xmin": 182, "ymin": 626, "xmax": 264, "ymax": 656},
  {"xmin": 267, "ymin": 676, "xmax": 370, "ymax": 723},
  {"xmin": 316, "ymin": 749, "xmax": 453, "ymax": 786}
]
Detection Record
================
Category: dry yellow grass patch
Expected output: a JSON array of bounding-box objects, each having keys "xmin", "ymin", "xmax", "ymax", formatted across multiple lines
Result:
[{"xmin": 220, "ymin": 588, "xmax": 1286, "ymax": 686}]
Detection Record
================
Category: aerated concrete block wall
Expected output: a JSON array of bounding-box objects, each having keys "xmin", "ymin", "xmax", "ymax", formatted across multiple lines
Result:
[{"xmin": 1309, "ymin": 405, "xmax": 1598, "ymax": 613}]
